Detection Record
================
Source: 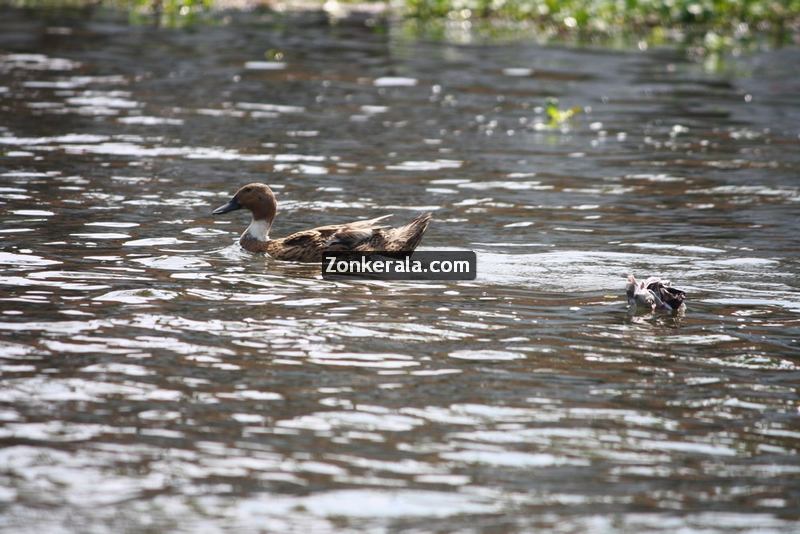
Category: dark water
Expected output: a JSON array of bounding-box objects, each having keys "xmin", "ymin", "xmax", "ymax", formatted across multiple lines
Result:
[{"xmin": 1, "ymin": 7, "xmax": 799, "ymax": 532}]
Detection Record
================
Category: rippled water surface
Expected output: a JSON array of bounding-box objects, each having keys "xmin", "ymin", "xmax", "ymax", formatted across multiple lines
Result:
[{"xmin": 1, "ymin": 7, "xmax": 800, "ymax": 532}]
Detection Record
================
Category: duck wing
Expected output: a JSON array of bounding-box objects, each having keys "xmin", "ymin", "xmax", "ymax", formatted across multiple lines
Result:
[
  {"xmin": 306, "ymin": 214, "xmax": 392, "ymax": 234},
  {"xmin": 265, "ymin": 215, "xmax": 394, "ymax": 262},
  {"xmin": 327, "ymin": 213, "xmax": 432, "ymax": 252},
  {"xmin": 265, "ymin": 228, "xmax": 334, "ymax": 262},
  {"xmin": 645, "ymin": 278, "xmax": 686, "ymax": 310},
  {"xmin": 266, "ymin": 213, "xmax": 432, "ymax": 262}
]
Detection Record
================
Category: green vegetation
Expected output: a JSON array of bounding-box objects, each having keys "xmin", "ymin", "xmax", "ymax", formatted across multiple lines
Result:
[
  {"xmin": 403, "ymin": 0, "xmax": 797, "ymax": 30},
  {"xmin": 545, "ymin": 98, "xmax": 582, "ymax": 128},
  {"xmin": 398, "ymin": 0, "xmax": 799, "ymax": 51},
  {"xmin": 132, "ymin": 0, "xmax": 213, "ymax": 27},
  {"xmin": 7, "ymin": 0, "xmax": 214, "ymax": 27},
  {"xmin": 7, "ymin": 0, "xmax": 799, "ymax": 42}
]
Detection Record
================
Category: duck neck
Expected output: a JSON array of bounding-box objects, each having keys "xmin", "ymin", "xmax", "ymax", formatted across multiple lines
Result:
[{"xmin": 240, "ymin": 217, "xmax": 272, "ymax": 253}]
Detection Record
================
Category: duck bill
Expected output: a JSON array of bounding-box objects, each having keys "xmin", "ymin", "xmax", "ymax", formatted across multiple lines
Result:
[{"xmin": 212, "ymin": 198, "xmax": 241, "ymax": 215}]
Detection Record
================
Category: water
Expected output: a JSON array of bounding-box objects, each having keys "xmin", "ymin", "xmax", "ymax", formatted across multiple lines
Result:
[{"xmin": 1, "ymin": 8, "xmax": 799, "ymax": 532}]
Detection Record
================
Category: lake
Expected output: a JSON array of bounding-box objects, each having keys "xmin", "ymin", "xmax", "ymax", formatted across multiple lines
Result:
[{"xmin": 1, "ymin": 7, "xmax": 799, "ymax": 532}]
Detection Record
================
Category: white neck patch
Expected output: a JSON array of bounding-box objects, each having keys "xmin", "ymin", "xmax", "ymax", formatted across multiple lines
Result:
[{"xmin": 244, "ymin": 218, "xmax": 271, "ymax": 242}]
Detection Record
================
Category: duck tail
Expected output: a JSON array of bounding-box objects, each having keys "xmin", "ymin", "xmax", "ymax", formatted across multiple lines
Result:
[{"xmin": 394, "ymin": 212, "xmax": 432, "ymax": 251}]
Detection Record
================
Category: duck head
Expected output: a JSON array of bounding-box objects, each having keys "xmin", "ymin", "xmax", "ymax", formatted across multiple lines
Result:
[
  {"xmin": 214, "ymin": 183, "xmax": 277, "ymax": 220},
  {"xmin": 625, "ymin": 274, "xmax": 637, "ymax": 300},
  {"xmin": 213, "ymin": 183, "xmax": 277, "ymax": 242}
]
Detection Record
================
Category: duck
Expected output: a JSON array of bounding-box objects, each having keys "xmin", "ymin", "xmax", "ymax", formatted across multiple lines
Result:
[
  {"xmin": 212, "ymin": 183, "xmax": 432, "ymax": 263},
  {"xmin": 626, "ymin": 274, "xmax": 686, "ymax": 313}
]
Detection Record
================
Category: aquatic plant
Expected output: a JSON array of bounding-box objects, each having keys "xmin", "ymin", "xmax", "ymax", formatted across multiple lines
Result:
[{"xmin": 544, "ymin": 98, "xmax": 581, "ymax": 128}]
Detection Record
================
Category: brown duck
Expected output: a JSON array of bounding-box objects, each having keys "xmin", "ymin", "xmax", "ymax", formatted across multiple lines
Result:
[{"xmin": 212, "ymin": 183, "xmax": 432, "ymax": 262}]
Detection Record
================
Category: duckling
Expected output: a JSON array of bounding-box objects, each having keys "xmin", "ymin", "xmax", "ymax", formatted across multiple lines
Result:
[
  {"xmin": 626, "ymin": 274, "xmax": 686, "ymax": 313},
  {"xmin": 212, "ymin": 183, "xmax": 432, "ymax": 263}
]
